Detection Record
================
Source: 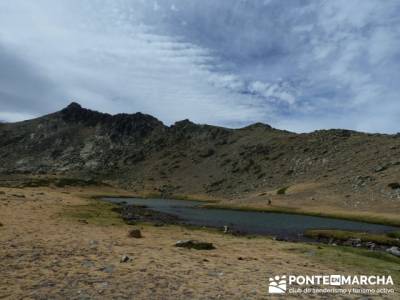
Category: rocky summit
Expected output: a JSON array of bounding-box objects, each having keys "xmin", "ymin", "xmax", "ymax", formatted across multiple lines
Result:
[{"xmin": 0, "ymin": 103, "xmax": 399, "ymax": 209}]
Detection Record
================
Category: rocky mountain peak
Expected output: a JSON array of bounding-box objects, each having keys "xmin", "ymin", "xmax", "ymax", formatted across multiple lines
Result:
[
  {"xmin": 241, "ymin": 122, "xmax": 273, "ymax": 130},
  {"xmin": 65, "ymin": 101, "xmax": 82, "ymax": 110},
  {"xmin": 172, "ymin": 119, "xmax": 196, "ymax": 128},
  {"xmin": 60, "ymin": 102, "xmax": 109, "ymax": 126}
]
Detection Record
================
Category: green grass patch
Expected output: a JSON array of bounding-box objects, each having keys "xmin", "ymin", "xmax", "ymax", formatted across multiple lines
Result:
[
  {"xmin": 387, "ymin": 231, "xmax": 400, "ymax": 239},
  {"xmin": 60, "ymin": 200, "xmax": 124, "ymax": 226},
  {"xmin": 305, "ymin": 229, "xmax": 400, "ymax": 247},
  {"xmin": 290, "ymin": 244, "xmax": 400, "ymax": 284}
]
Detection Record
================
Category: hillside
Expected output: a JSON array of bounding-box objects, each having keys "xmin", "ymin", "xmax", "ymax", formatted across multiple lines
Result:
[{"xmin": 1, "ymin": 102, "xmax": 400, "ymax": 215}]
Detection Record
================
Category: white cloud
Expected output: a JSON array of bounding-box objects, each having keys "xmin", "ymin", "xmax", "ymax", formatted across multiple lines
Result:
[
  {"xmin": 0, "ymin": 0, "xmax": 271, "ymax": 127},
  {"xmin": 0, "ymin": 0, "xmax": 399, "ymax": 133}
]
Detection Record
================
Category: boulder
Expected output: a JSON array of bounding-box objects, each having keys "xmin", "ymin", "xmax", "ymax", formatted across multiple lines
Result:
[
  {"xmin": 365, "ymin": 242, "xmax": 376, "ymax": 250},
  {"xmin": 128, "ymin": 229, "xmax": 142, "ymax": 238},
  {"xmin": 386, "ymin": 246, "xmax": 400, "ymax": 257},
  {"xmin": 348, "ymin": 238, "xmax": 362, "ymax": 246},
  {"xmin": 120, "ymin": 255, "xmax": 131, "ymax": 263},
  {"xmin": 174, "ymin": 240, "xmax": 215, "ymax": 250}
]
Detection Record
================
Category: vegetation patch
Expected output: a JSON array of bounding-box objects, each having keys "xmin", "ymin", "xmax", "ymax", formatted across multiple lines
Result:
[
  {"xmin": 60, "ymin": 200, "xmax": 124, "ymax": 226},
  {"xmin": 293, "ymin": 244, "xmax": 400, "ymax": 284},
  {"xmin": 304, "ymin": 229, "xmax": 400, "ymax": 247},
  {"xmin": 387, "ymin": 231, "xmax": 400, "ymax": 239}
]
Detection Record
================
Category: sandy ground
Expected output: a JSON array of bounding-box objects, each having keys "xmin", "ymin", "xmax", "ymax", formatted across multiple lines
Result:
[{"xmin": 0, "ymin": 186, "xmax": 398, "ymax": 299}]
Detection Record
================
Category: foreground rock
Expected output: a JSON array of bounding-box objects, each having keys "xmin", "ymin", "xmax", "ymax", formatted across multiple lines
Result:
[
  {"xmin": 386, "ymin": 246, "xmax": 400, "ymax": 257},
  {"xmin": 120, "ymin": 255, "xmax": 132, "ymax": 263},
  {"xmin": 175, "ymin": 240, "xmax": 216, "ymax": 250},
  {"xmin": 128, "ymin": 229, "xmax": 142, "ymax": 238}
]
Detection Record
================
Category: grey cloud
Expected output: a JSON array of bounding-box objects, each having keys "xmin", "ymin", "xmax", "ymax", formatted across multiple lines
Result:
[
  {"xmin": 0, "ymin": 0, "xmax": 399, "ymax": 132},
  {"xmin": 0, "ymin": 45, "xmax": 64, "ymax": 120}
]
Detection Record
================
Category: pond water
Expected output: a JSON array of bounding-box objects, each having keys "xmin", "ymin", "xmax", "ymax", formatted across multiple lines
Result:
[{"xmin": 103, "ymin": 197, "xmax": 398, "ymax": 238}]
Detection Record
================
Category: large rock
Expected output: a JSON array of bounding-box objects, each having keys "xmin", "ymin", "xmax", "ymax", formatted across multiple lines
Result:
[
  {"xmin": 386, "ymin": 246, "xmax": 400, "ymax": 257},
  {"xmin": 128, "ymin": 229, "xmax": 142, "ymax": 238},
  {"xmin": 120, "ymin": 255, "xmax": 131, "ymax": 263},
  {"xmin": 174, "ymin": 240, "xmax": 215, "ymax": 250}
]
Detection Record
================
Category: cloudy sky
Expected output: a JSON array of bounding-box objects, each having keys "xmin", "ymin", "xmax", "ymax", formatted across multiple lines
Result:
[{"xmin": 0, "ymin": 0, "xmax": 399, "ymax": 133}]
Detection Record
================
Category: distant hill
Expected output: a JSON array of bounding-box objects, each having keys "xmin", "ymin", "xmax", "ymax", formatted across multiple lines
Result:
[{"xmin": 1, "ymin": 102, "xmax": 399, "ymax": 210}]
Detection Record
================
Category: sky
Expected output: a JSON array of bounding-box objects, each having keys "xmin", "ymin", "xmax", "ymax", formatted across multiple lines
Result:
[{"xmin": 0, "ymin": 0, "xmax": 399, "ymax": 133}]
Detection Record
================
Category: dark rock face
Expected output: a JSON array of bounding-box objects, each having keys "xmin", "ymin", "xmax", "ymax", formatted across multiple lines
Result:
[
  {"xmin": 116, "ymin": 205, "xmax": 181, "ymax": 225},
  {"xmin": 1, "ymin": 102, "xmax": 400, "ymax": 202},
  {"xmin": 388, "ymin": 183, "xmax": 400, "ymax": 189}
]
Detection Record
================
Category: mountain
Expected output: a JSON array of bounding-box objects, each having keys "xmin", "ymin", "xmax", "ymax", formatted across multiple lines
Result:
[{"xmin": 1, "ymin": 102, "xmax": 399, "ymax": 212}]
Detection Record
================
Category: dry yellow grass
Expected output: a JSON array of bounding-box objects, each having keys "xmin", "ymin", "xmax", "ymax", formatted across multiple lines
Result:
[{"xmin": 0, "ymin": 186, "xmax": 398, "ymax": 299}]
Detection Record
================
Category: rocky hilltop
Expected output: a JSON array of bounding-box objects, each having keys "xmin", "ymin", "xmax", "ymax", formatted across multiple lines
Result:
[{"xmin": 1, "ymin": 103, "xmax": 399, "ymax": 212}]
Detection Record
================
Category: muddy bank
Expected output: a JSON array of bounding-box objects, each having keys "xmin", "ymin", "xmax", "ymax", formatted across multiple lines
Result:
[{"xmin": 113, "ymin": 204, "xmax": 183, "ymax": 226}]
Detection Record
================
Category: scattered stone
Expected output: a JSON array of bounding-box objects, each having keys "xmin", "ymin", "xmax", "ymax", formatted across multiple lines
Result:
[
  {"xmin": 392, "ymin": 160, "xmax": 400, "ymax": 166},
  {"xmin": 81, "ymin": 260, "xmax": 95, "ymax": 268},
  {"xmin": 78, "ymin": 219, "xmax": 89, "ymax": 224},
  {"xmin": 99, "ymin": 265, "xmax": 115, "ymax": 273},
  {"xmin": 89, "ymin": 240, "xmax": 98, "ymax": 249},
  {"xmin": 388, "ymin": 182, "xmax": 400, "ymax": 190},
  {"xmin": 365, "ymin": 242, "xmax": 376, "ymax": 250},
  {"xmin": 175, "ymin": 240, "xmax": 215, "ymax": 250},
  {"xmin": 120, "ymin": 255, "xmax": 131, "ymax": 263},
  {"xmin": 128, "ymin": 229, "xmax": 142, "ymax": 238},
  {"xmin": 374, "ymin": 165, "xmax": 387, "ymax": 172},
  {"xmin": 348, "ymin": 238, "xmax": 362, "ymax": 247},
  {"xmin": 223, "ymin": 225, "xmax": 229, "ymax": 233},
  {"xmin": 386, "ymin": 246, "xmax": 400, "ymax": 257},
  {"xmin": 207, "ymin": 271, "xmax": 224, "ymax": 277}
]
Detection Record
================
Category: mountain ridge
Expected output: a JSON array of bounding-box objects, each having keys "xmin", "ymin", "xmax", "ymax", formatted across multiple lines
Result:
[{"xmin": 1, "ymin": 102, "xmax": 399, "ymax": 214}]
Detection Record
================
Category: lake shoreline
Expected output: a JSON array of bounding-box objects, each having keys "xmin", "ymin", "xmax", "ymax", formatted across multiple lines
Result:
[
  {"xmin": 102, "ymin": 197, "xmax": 400, "ymax": 255},
  {"xmin": 94, "ymin": 193, "xmax": 400, "ymax": 227}
]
